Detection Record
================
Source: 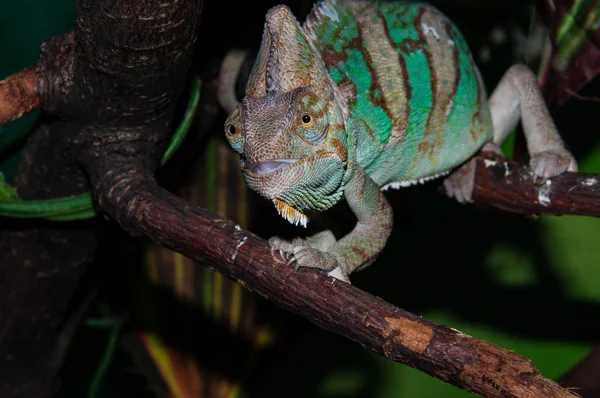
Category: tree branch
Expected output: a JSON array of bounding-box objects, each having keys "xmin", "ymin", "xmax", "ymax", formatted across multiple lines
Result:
[
  {"xmin": 471, "ymin": 152, "xmax": 600, "ymax": 217},
  {"xmin": 84, "ymin": 159, "xmax": 577, "ymax": 398},
  {"xmin": 0, "ymin": 67, "xmax": 40, "ymax": 124},
  {"xmin": 0, "ymin": 0, "xmax": 201, "ymax": 396},
  {"xmin": 558, "ymin": 345, "xmax": 600, "ymax": 398}
]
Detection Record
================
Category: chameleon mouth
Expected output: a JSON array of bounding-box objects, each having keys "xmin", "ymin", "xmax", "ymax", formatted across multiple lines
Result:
[{"xmin": 246, "ymin": 159, "xmax": 298, "ymax": 175}]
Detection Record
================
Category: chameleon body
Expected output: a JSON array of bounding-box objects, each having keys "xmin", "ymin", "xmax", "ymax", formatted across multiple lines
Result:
[{"xmin": 224, "ymin": 0, "xmax": 577, "ymax": 282}]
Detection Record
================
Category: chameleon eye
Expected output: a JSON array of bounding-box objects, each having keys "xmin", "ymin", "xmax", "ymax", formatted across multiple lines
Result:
[
  {"xmin": 226, "ymin": 124, "xmax": 237, "ymax": 136},
  {"xmin": 224, "ymin": 104, "xmax": 245, "ymax": 155},
  {"xmin": 301, "ymin": 113, "xmax": 314, "ymax": 127},
  {"xmin": 294, "ymin": 92, "xmax": 328, "ymax": 144}
]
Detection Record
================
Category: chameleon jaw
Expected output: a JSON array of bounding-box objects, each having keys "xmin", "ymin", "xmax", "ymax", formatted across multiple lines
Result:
[{"xmin": 273, "ymin": 198, "xmax": 309, "ymax": 227}]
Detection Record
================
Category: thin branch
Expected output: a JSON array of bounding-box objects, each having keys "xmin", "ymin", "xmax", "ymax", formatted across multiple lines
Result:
[
  {"xmin": 87, "ymin": 162, "xmax": 577, "ymax": 398},
  {"xmin": 0, "ymin": 67, "xmax": 40, "ymax": 124},
  {"xmin": 558, "ymin": 345, "xmax": 600, "ymax": 398},
  {"xmin": 471, "ymin": 152, "xmax": 600, "ymax": 217}
]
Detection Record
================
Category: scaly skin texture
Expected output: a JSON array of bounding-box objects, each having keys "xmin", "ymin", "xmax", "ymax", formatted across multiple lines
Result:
[{"xmin": 224, "ymin": 0, "xmax": 578, "ymax": 282}]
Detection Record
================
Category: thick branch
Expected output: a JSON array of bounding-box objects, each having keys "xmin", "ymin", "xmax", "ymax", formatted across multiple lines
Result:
[
  {"xmin": 471, "ymin": 152, "xmax": 600, "ymax": 217},
  {"xmin": 87, "ymin": 160, "xmax": 576, "ymax": 398},
  {"xmin": 0, "ymin": 67, "xmax": 40, "ymax": 124},
  {"xmin": 0, "ymin": 0, "xmax": 201, "ymax": 396}
]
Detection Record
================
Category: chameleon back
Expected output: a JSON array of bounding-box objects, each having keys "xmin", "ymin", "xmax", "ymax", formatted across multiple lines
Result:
[{"xmin": 303, "ymin": 0, "xmax": 493, "ymax": 187}]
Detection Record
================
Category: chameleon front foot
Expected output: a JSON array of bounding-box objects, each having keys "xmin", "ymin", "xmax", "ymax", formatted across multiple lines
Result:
[
  {"xmin": 443, "ymin": 159, "xmax": 476, "ymax": 204},
  {"xmin": 444, "ymin": 142, "xmax": 503, "ymax": 203},
  {"xmin": 268, "ymin": 234, "xmax": 350, "ymax": 283}
]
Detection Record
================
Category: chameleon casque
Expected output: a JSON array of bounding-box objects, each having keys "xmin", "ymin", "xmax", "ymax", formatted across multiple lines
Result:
[{"xmin": 223, "ymin": 0, "xmax": 578, "ymax": 283}]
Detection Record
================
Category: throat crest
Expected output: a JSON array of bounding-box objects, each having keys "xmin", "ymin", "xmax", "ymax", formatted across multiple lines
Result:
[{"xmin": 274, "ymin": 198, "xmax": 309, "ymax": 227}]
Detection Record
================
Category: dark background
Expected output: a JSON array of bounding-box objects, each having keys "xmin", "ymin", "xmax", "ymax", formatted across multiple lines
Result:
[{"xmin": 2, "ymin": 0, "xmax": 600, "ymax": 396}]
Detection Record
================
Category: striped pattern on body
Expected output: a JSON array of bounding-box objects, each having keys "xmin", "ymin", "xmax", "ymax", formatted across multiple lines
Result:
[{"xmin": 304, "ymin": 0, "xmax": 493, "ymax": 187}]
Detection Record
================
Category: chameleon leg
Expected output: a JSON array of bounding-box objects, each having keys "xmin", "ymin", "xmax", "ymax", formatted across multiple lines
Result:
[
  {"xmin": 444, "ymin": 142, "xmax": 503, "ymax": 203},
  {"xmin": 488, "ymin": 64, "xmax": 578, "ymax": 180},
  {"xmin": 444, "ymin": 64, "xmax": 578, "ymax": 202},
  {"xmin": 269, "ymin": 167, "xmax": 393, "ymax": 283}
]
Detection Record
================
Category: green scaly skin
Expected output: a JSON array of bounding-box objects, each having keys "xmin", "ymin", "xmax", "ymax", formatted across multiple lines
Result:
[{"xmin": 224, "ymin": 0, "xmax": 578, "ymax": 283}]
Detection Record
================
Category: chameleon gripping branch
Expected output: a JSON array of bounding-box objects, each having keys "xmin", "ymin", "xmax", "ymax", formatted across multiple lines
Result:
[{"xmin": 472, "ymin": 152, "xmax": 600, "ymax": 218}]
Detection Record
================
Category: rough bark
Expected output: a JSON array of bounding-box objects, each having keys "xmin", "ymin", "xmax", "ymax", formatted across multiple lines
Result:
[
  {"xmin": 0, "ymin": 32, "xmax": 99, "ymax": 398},
  {"xmin": 0, "ymin": 0, "xmax": 202, "ymax": 397},
  {"xmin": 471, "ymin": 152, "xmax": 600, "ymax": 217}
]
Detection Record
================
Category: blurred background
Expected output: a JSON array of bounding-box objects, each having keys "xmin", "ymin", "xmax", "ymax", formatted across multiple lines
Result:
[{"xmin": 1, "ymin": 0, "xmax": 599, "ymax": 397}]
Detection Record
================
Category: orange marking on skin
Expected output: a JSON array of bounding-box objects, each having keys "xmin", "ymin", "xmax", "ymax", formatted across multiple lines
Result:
[{"xmin": 330, "ymin": 137, "xmax": 347, "ymax": 162}]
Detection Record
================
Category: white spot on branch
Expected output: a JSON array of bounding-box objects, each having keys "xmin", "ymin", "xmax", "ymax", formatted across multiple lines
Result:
[
  {"xmin": 538, "ymin": 180, "xmax": 552, "ymax": 207},
  {"xmin": 231, "ymin": 236, "xmax": 248, "ymax": 260},
  {"xmin": 503, "ymin": 162, "xmax": 511, "ymax": 177},
  {"xmin": 483, "ymin": 159, "xmax": 497, "ymax": 168},
  {"xmin": 450, "ymin": 327, "xmax": 470, "ymax": 337},
  {"xmin": 582, "ymin": 177, "xmax": 597, "ymax": 186}
]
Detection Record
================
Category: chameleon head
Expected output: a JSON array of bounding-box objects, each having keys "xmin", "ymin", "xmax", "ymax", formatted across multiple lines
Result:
[{"xmin": 224, "ymin": 5, "xmax": 348, "ymax": 227}]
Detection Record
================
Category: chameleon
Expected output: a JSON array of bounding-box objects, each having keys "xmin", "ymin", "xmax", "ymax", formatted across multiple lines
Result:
[{"xmin": 223, "ymin": 0, "xmax": 578, "ymax": 283}]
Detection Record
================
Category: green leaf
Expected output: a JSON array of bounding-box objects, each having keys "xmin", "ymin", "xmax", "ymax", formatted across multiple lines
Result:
[
  {"xmin": 0, "ymin": 193, "xmax": 94, "ymax": 218},
  {"xmin": 160, "ymin": 75, "xmax": 201, "ymax": 166},
  {"xmin": 0, "ymin": 172, "xmax": 18, "ymax": 200}
]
